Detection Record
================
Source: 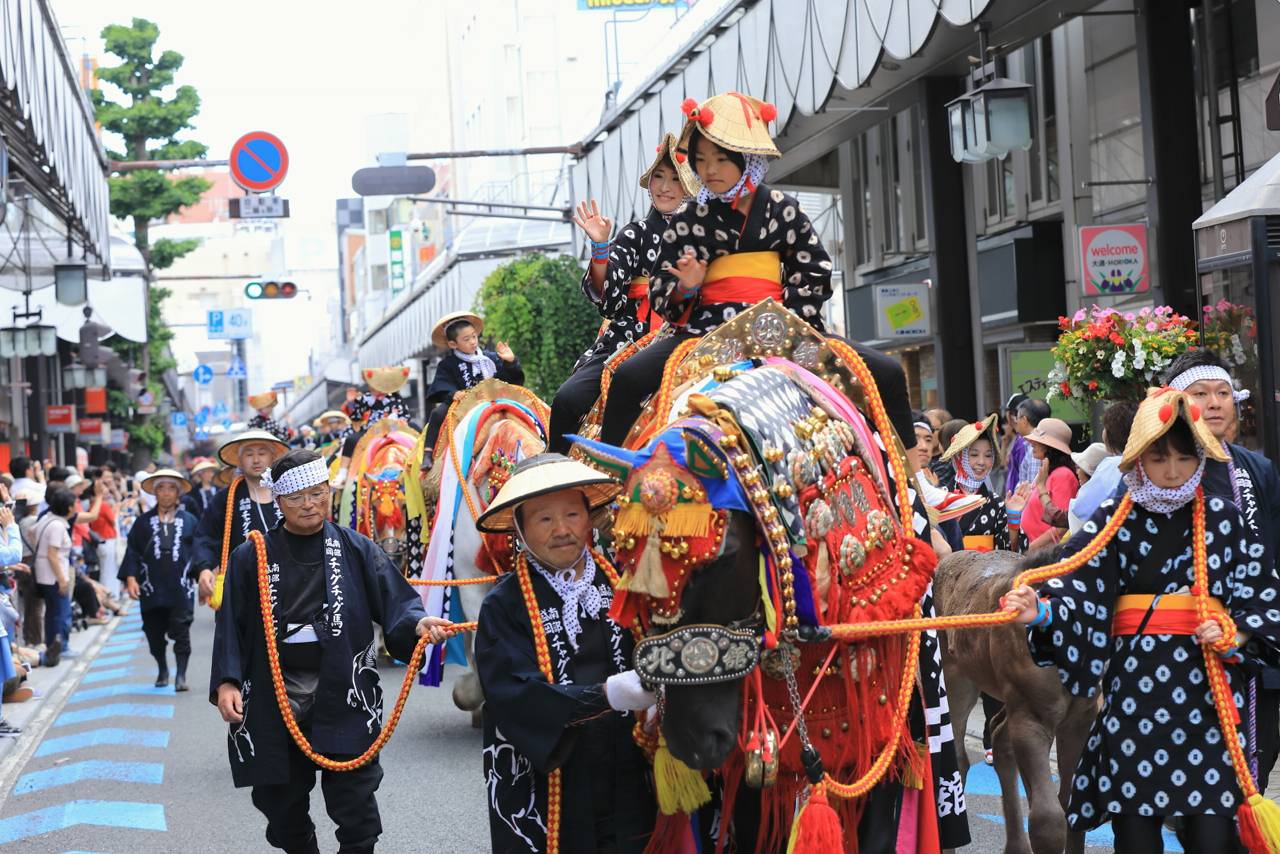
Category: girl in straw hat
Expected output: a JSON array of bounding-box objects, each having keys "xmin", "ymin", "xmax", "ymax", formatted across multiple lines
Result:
[
  {"xmin": 122, "ymin": 470, "xmax": 200, "ymax": 690},
  {"xmin": 335, "ymin": 366, "xmax": 422, "ymax": 489},
  {"xmin": 1005, "ymin": 388, "xmax": 1280, "ymax": 851},
  {"xmin": 598, "ymin": 92, "xmax": 835, "ymax": 445},
  {"xmin": 548, "ymin": 133, "xmax": 698, "ymax": 454},
  {"xmin": 937, "ymin": 414, "xmax": 1018, "ymax": 554},
  {"xmin": 247, "ymin": 390, "xmax": 294, "ymax": 443}
]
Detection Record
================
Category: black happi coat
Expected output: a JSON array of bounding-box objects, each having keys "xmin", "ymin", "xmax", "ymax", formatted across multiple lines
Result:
[
  {"xmin": 649, "ymin": 183, "xmax": 833, "ymax": 335},
  {"xmin": 248, "ymin": 413, "xmax": 293, "ymax": 443},
  {"xmin": 189, "ymin": 481, "xmax": 283, "ymax": 578},
  {"xmin": 475, "ymin": 564, "xmax": 654, "ymax": 853},
  {"xmin": 210, "ymin": 521, "xmax": 426, "ymax": 788},
  {"xmin": 120, "ymin": 507, "xmax": 199, "ymax": 612},
  {"xmin": 1031, "ymin": 496, "xmax": 1280, "ymax": 827},
  {"xmin": 425, "ymin": 351, "xmax": 525, "ymax": 408},
  {"xmin": 578, "ymin": 208, "xmax": 668, "ymax": 362},
  {"xmin": 182, "ymin": 486, "xmax": 219, "ymax": 522}
]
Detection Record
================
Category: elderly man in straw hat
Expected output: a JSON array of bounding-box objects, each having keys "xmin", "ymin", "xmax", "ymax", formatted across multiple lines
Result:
[
  {"xmin": 182, "ymin": 458, "xmax": 220, "ymax": 522},
  {"xmin": 423, "ymin": 453, "xmax": 656, "ymax": 853},
  {"xmin": 211, "ymin": 448, "xmax": 431, "ymax": 854},
  {"xmin": 191, "ymin": 429, "xmax": 289, "ymax": 606},
  {"xmin": 122, "ymin": 469, "xmax": 201, "ymax": 690}
]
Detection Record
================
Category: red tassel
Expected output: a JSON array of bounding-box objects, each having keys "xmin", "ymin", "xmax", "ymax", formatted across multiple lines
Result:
[
  {"xmin": 760, "ymin": 102, "xmax": 778, "ymax": 122},
  {"xmin": 698, "ymin": 108, "xmax": 715, "ymax": 127},
  {"xmin": 1237, "ymin": 801, "xmax": 1268, "ymax": 854},
  {"xmin": 643, "ymin": 810, "xmax": 697, "ymax": 854},
  {"xmin": 788, "ymin": 786, "xmax": 844, "ymax": 853},
  {"xmin": 681, "ymin": 98, "xmax": 698, "ymax": 116}
]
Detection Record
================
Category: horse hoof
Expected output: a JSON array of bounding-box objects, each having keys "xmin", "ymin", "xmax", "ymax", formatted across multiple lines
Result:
[{"xmin": 452, "ymin": 672, "xmax": 484, "ymax": 711}]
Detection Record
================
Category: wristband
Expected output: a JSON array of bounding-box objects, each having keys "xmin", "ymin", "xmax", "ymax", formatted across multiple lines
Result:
[
  {"xmin": 1028, "ymin": 597, "xmax": 1053, "ymax": 628},
  {"xmin": 1218, "ymin": 646, "xmax": 1241, "ymax": 663},
  {"xmin": 1007, "ymin": 511, "xmax": 1022, "ymax": 525}
]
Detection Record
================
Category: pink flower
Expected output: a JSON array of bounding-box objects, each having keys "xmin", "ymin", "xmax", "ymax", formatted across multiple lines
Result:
[
  {"xmin": 1124, "ymin": 313, "xmax": 1135, "ymax": 322},
  {"xmin": 1217, "ymin": 299, "xmax": 1231, "ymax": 311},
  {"xmin": 1146, "ymin": 322, "xmax": 1158, "ymax": 332},
  {"xmin": 1139, "ymin": 307, "xmax": 1152, "ymax": 317},
  {"xmin": 1073, "ymin": 308, "xmax": 1087, "ymax": 323}
]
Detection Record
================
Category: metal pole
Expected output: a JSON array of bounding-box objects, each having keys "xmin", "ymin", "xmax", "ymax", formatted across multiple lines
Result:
[
  {"xmin": 408, "ymin": 196, "xmax": 567, "ymax": 213},
  {"xmin": 1202, "ymin": 0, "xmax": 1225, "ymax": 201},
  {"xmin": 110, "ymin": 158, "xmax": 229, "ymax": 173},
  {"xmin": 442, "ymin": 209, "xmax": 567, "ymax": 223},
  {"xmin": 405, "ymin": 145, "xmax": 582, "ymax": 161}
]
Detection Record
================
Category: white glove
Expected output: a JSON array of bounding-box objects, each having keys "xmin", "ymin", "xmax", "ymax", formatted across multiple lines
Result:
[{"xmin": 605, "ymin": 670, "xmax": 656, "ymax": 712}]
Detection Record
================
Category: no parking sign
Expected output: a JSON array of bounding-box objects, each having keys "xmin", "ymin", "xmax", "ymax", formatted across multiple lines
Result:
[{"xmin": 229, "ymin": 131, "xmax": 289, "ymax": 193}]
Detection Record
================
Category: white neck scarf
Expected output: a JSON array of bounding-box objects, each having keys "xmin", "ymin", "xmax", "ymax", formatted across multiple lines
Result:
[
  {"xmin": 955, "ymin": 450, "xmax": 985, "ymax": 492},
  {"xmin": 456, "ymin": 349, "xmax": 497, "ymax": 379},
  {"xmin": 531, "ymin": 551, "xmax": 604, "ymax": 651},
  {"xmin": 696, "ymin": 154, "xmax": 770, "ymax": 205},
  {"xmin": 1124, "ymin": 450, "xmax": 1206, "ymax": 514}
]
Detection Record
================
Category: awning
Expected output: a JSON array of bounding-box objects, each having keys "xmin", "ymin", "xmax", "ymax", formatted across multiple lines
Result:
[
  {"xmin": 0, "ymin": 274, "xmax": 147, "ymax": 343},
  {"xmin": 1194, "ymin": 152, "xmax": 1280, "ymax": 229}
]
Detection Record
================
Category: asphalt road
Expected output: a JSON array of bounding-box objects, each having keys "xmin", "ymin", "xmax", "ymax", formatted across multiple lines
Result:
[{"xmin": 0, "ymin": 606, "xmax": 1157, "ymax": 853}]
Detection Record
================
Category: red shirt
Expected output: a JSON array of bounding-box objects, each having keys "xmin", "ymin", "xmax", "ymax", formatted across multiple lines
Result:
[
  {"xmin": 1020, "ymin": 466, "xmax": 1079, "ymax": 543},
  {"xmin": 89, "ymin": 500, "xmax": 117, "ymax": 540}
]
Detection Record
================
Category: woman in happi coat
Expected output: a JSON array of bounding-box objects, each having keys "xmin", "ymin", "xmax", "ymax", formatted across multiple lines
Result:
[
  {"xmin": 425, "ymin": 453, "xmax": 656, "ymax": 853},
  {"xmin": 598, "ymin": 91, "xmax": 834, "ymax": 445},
  {"xmin": 547, "ymin": 132, "xmax": 697, "ymax": 454},
  {"xmin": 191, "ymin": 430, "xmax": 288, "ymax": 607},
  {"xmin": 122, "ymin": 469, "xmax": 200, "ymax": 691},
  {"xmin": 1006, "ymin": 388, "xmax": 1280, "ymax": 852},
  {"xmin": 211, "ymin": 449, "xmax": 430, "ymax": 854}
]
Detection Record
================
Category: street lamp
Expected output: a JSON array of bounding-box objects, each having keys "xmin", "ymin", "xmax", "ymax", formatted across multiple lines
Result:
[
  {"xmin": 55, "ymin": 260, "xmax": 88, "ymax": 306},
  {"xmin": 0, "ymin": 325, "xmax": 57, "ymax": 358},
  {"xmin": 61, "ymin": 362, "xmax": 108, "ymax": 390},
  {"xmin": 946, "ymin": 78, "xmax": 1033, "ymax": 163}
]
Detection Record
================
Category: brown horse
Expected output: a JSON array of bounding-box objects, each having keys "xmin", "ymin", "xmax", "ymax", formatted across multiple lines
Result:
[{"xmin": 933, "ymin": 548, "xmax": 1097, "ymax": 854}]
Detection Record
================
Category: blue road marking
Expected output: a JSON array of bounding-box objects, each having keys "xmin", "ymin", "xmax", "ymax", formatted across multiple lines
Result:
[
  {"xmin": 35, "ymin": 727, "xmax": 169, "ymax": 758},
  {"xmin": 79, "ymin": 667, "xmax": 143, "ymax": 686},
  {"xmin": 15, "ymin": 760, "xmax": 164, "ymax": 795},
  {"xmin": 67, "ymin": 683, "xmax": 174, "ymax": 704},
  {"xmin": 91, "ymin": 653, "xmax": 135, "ymax": 668},
  {"xmin": 0, "ymin": 800, "xmax": 165, "ymax": 844},
  {"xmin": 976, "ymin": 813, "xmax": 1183, "ymax": 852},
  {"xmin": 101, "ymin": 640, "xmax": 142, "ymax": 652},
  {"xmin": 55, "ymin": 703, "xmax": 175, "ymax": 728},
  {"xmin": 962, "ymin": 760, "xmax": 1027, "ymax": 797},
  {"xmin": 111, "ymin": 629, "xmax": 144, "ymax": 638}
]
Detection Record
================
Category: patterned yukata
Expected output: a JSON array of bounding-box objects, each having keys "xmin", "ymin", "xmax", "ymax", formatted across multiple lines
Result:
[
  {"xmin": 1030, "ymin": 496, "xmax": 1280, "ymax": 828},
  {"xmin": 937, "ymin": 470, "xmax": 1011, "ymax": 552},
  {"xmin": 248, "ymin": 414, "xmax": 293, "ymax": 443}
]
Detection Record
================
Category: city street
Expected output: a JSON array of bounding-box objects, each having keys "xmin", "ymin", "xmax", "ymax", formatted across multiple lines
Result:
[{"xmin": 0, "ymin": 604, "xmax": 1159, "ymax": 853}]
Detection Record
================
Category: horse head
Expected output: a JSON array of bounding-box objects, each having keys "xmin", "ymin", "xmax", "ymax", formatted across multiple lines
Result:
[{"xmin": 361, "ymin": 432, "xmax": 416, "ymax": 565}]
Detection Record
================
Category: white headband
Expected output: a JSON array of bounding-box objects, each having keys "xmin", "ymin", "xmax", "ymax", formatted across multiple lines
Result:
[
  {"xmin": 1168, "ymin": 365, "xmax": 1250, "ymax": 402},
  {"xmin": 260, "ymin": 458, "xmax": 330, "ymax": 497},
  {"xmin": 913, "ymin": 421, "xmax": 933, "ymax": 434}
]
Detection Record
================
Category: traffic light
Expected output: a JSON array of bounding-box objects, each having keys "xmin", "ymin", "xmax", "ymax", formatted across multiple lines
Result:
[{"xmin": 245, "ymin": 280, "xmax": 298, "ymax": 300}]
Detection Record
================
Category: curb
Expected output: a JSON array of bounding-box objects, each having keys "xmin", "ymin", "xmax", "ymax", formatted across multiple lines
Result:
[{"xmin": 0, "ymin": 609, "xmax": 129, "ymax": 801}]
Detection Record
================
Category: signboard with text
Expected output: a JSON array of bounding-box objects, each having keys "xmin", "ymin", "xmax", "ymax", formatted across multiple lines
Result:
[
  {"xmin": 1079, "ymin": 223, "xmax": 1149, "ymax": 297},
  {"xmin": 1007, "ymin": 348, "xmax": 1088, "ymax": 423},
  {"xmin": 577, "ymin": 0, "xmax": 676, "ymax": 9},
  {"xmin": 207, "ymin": 308, "xmax": 252, "ymax": 340},
  {"xmin": 78, "ymin": 417, "xmax": 108, "ymax": 443},
  {"xmin": 872, "ymin": 283, "xmax": 932, "ymax": 339},
  {"xmin": 46, "ymin": 405, "xmax": 75, "ymax": 434},
  {"xmin": 388, "ymin": 228, "xmax": 408, "ymax": 296}
]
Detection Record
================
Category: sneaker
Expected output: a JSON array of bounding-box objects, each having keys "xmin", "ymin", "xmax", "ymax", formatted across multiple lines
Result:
[
  {"xmin": 0, "ymin": 719, "xmax": 21, "ymax": 736},
  {"xmin": 984, "ymin": 748, "xmax": 994, "ymax": 766}
]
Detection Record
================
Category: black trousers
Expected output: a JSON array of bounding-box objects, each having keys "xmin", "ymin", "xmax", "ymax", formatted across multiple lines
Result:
[
  {"xmin": 1253, "ymin": 684, "xmax": 1280, "ymax": 783},
  {"xmin": 17, "ymin": 569, "xmax": 43, "ymax": 646},
  {"xmin": 141, "ymin": 605, "xmax": 192, "ymax": 660},
  {"xmin": 599, "ymin": 334, "xmax": 691, "ymax": 446},
  {"xmin": 981, "ymin": 693, "xmax": 1003, "ymax": 751},
  {"xmin": 251, "ymin": 739, "xmax": 384, "ymax": 853},
  {"xmin": 549, "ymin": 351, "xmax": 608, "ymax": 455},
  {"xmin": 424, "ymin": 402, "xmax": 447, "ymax": 451},
  {"xmin": 1117, "ymin": 813, "xmax": 1240, "ymax": 853}
]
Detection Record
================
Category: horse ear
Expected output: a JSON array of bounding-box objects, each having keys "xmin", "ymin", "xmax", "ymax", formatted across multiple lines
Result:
[
  {"xmin": 685, "ymin": 434, "xmax": 727, "ymax": 480},
  {"xmin": 567, "ymin": 435, "xmax": 638, "ymax": 482}
]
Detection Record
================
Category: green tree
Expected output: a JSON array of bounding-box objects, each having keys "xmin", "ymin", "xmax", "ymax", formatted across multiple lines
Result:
[
  {"xmin": 475, "ymin": 254, "xmax": 599, "ymax": 400},
  {"xmin": 92, "ymin": 17, "xmax": 210, "ymax": 271}
]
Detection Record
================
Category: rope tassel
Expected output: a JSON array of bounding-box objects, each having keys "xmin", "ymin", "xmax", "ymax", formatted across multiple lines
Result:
[
  {"xmin": 785, "ymin": 783, "xmax": 844, "ymax": 854},
  {"xmin": 654, "ymin": 734, "xmax": 711, "ymax": 815}
]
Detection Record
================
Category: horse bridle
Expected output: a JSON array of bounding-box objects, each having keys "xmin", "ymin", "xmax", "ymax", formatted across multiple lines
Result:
[{"xmin": 634, "ymin": 611, "xmax": 764, "ymax": 687}]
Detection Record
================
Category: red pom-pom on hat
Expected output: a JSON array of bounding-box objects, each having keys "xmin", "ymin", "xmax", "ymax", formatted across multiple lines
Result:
[
  {"xmin": 697, "ymin": 107, "xmax": 715, "ymax": 127},
  {"xmin": 760, "ymin": 102, "xmax": 778, "ymax": 122},
  {"xmin": 674, "ymin": 151, "xmax": 687, "ymax": 164},
  {"xmin": 973, "ymin": 422, "xmax": 985, "ymax": 430},
  {"xmin": 681, "ymin": 98, "xmax": 698, "ymax": 117},
  {"xmin": 1190, "ymin": 404, "xmax": 1202, "ymax": 421},
  {"xmin": 655, "ymin": 143, "xmax": 663, "ymax": 152},
  {"xmin": 1158, "ymin": 404, "xmax": 1174, "ymax": 423}
]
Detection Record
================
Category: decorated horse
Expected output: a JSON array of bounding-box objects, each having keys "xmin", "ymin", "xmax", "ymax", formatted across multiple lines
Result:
[
  {"xmin": 342, "ymin": 417, "xmax": 426, "ymax": 579},
  {"xmin": 416, "ymin": 379, "xmax": 551, "ymax": 717},
  {"xmin": 573, "ymin": 300, "xmax": 943, "ymax": 852}
]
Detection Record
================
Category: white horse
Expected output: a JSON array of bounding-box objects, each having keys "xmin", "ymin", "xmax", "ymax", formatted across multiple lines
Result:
[{"xmin": 417, "ymin": 381, "xmax": 550, "ymax": 722}]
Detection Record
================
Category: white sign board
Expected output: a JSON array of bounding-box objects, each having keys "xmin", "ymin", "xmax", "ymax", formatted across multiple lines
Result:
[{"xmin": 872, "ymin": 283, "xmax": 933, "ymax": 339}]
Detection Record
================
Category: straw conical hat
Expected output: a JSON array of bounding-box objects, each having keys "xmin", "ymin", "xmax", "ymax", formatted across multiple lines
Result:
[
  {"xmin": 190, "ymin": 459, "xmax": 219, "ymax": 477},
  {"xmin": 214, "ymin": 466, "xmax": 239, "ymax": 489},
  {"xmin": 1120, "ymin": 387, "xmax": 1228, "ymax": 471},
  {"xmin": 313, "ymin": 409, "xmax": 351, "ymax": 429},
  {"xmin": 940, "ymin": 414, "xmax": 999, "ymax": 462},
  {"xmin": 639, "ymin": 132, "xmax": 700, "ymax": 199},
  {"xmin": 362, "ymin": 365, "xmax": 410, "ymax": 395},
  {"xmin": 476, "ymin": 453, "xmax": 620, "ymax": 534},
  {"xmin": 141, "ymin": 468, "xmax": 192, "ymax": 496},
  {"xmin": 678, "ymin": 92, "xmax": 781, "ymax": 159},
  {"xmin": 248, "ymin": 391, "xmax": 278, "ymax": 411},
  {"xmin": 217, "ymin": 429, "xmax": 290, "ymax": 467},
  {"xmin": 431, "ymin": 312, "xmax": 484, "ymax": 349}
]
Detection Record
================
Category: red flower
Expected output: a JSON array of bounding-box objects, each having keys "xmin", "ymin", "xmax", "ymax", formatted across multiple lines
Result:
[
  {"xmin": 1087, "ymin": 380, "xmax": 1099, "ymax": 391},
  {"xmin": 1109, "ymin": 333, "xmax": 1124, "ymax": 346},
  {"xmin": 1059, "ymin": 382, "xmax": 1072, "ymax": 397}
]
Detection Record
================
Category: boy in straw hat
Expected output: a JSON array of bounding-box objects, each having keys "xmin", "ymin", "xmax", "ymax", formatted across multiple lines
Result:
[
  {"xmin": 421, "ymin": 453, "xmax": 656, "ymax": 852},
  {"xmin": 1005, "ymin": 388, "xmax": 1280, "ymax": 851},
  {"xmin": 211, "ymin": 449, "xmax": 431, "ymax": 854},
  {"xmin": 549, "ymin": 133, "xmax": 697, "ymax": 454},
  {"xmin": 422, "ymin": 313, "xmax": 522, "ymax": 458},
  {"xmin": 247, "ymin": 390, "xmax": 294, "ymax": 443},
  {"xmin": 599, "ymin": 92, "xmax": 835, "ymax": 446},
  {"xmin": 182, "ymin": 458, "xmax": 220, "ymax": 522},
  {"xmin": 122, "ymin": 469, "xmax": 200, "ymax": 691},
  {"xmin": 190, "ymin": 429, "xmax": 289, "ymax": 606}
]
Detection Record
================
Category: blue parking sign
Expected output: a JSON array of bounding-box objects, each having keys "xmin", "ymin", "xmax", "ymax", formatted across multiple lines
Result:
[{"xmin": 171, "ymin": 412, "xmax": 188, "ymax": 427}]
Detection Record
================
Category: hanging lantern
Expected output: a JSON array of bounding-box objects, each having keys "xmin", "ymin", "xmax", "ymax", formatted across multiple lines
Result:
[
  {"xmin": 946, "ymin": 94, "xmax": 986, "ymax": 164},
  {"xmin": 945, "ymin": 77, "xmax": 1033, "ymax": 163}
]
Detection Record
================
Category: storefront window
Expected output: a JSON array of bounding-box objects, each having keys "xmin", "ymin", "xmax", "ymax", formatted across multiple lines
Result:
[
  {"xmin": 1199, "ymin": 266, "xmax": 1261, "ymax": 450},
  {"xmin": 1085, "ymin": 3, "xmax": 1145, "ymax": 215}
]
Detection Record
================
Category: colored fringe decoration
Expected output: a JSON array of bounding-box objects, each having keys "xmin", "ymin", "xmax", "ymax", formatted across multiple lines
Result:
[
  {"xmin": 615, "ymin": 501, "xmax": 714, "ymax": 539},
  {"xmin": 785, "ymin": 783, "xmax": 844, "ymax": 854},
  {"xmin": 1239, "ymin": 792, "xmax": 1280, "ymax": 854},
  {"xmin": 625, "ymin": 526, "xmax": 672, "ymax": 598},
  {"xmin": 654, "ymin": 735, "xmax": 711, "ymax": 815},
  {"xmin": 642, "ymin": 811, "xmax": 698, "ymax": 854}
]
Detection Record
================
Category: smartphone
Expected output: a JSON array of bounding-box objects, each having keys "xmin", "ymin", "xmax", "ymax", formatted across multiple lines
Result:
[{"xmin": 126, "ymin": 478, "xmax": 135, "ymax": 491}]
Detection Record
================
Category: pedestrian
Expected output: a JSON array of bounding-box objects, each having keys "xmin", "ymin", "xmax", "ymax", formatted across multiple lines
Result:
[
  {"xmin": 14, "ymin": 491, "xmax": 44, "ymax": 650},
  {"xmin": 599, "ymin": 91, "xmax": 834, "ymax": 445},
  {"xmin": 423, "ymin": 453, "xmax": 657, "ymax": 852},
  {"xmin": 1067, "ymin": 400, "xmax": 1137, "ymax": 535},
  {"xmin": 548, "ymin": 132, "xmax": 697, "ymax": 454},
  {"xmin": 86, "ymin": 467, "xmax": 120, "ymax": 599},
  {"xmin": 191, "ymin": 430, "xmax": 288, "ymax": 608},
  {"xmin": 422, "ymin": 314, "xmax": 524, "ymax": 459},
  {"xmin": 925, "ymin": 407, "xmax": 953, "ymax": 462},
  {"xmin": 1005, "ymin": 387, "xmax": 1280, "ymax": 852},
  {"xmin": 31, "ymin": 489, "xmax": 77, "ymax": 657},
  {"xmin": 211, "ymin": 448, "xmax": 431, "ymax": 854},
  {"xmin": 247, "ymin": 390, "xmax": 294, "ymax": 443},
  {"xmin": 1006, "ymin": 397, "xmax": 1050, "ymax": 496},
  {"xmin": 121, "ymin": 469, "xmax": 198, "ymax": 691},
  {"xmin": 0, "ymin": 483, "xmax": 24, "ymax": 736},
  {"xmin": 996, "ymin": 394, "xmax": 1028, "ymax": 495},
  {"xmin": 1164, "ymin": 348, "xmax": 1280, "ymax": 785},
  {"xmin": 8, "ymin": 456, "xmax": 43, "ymax": 503},
  {"xmin": 182, "ymin": 459, "xmax": 220, "ymax": 521},
  {"xmin": 1017, "ymin": 416, "xmax": 1078, "ymax": 550}
]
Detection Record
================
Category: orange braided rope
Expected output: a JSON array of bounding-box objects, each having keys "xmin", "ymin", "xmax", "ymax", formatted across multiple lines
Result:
[
  {"xmin": 218, "ymin": 475, "xmax": 245, "ymax": 579},
  {"xmin": 408, "ymin": 576, "xmax": 497, "ymax": 587},
  {"xmin": 514, "ymin": 552, "xmax": 563, "ymax": 854},
  {"xmin": 246, "ymin": 530, "xmax": 476, "ymax": 772}
]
